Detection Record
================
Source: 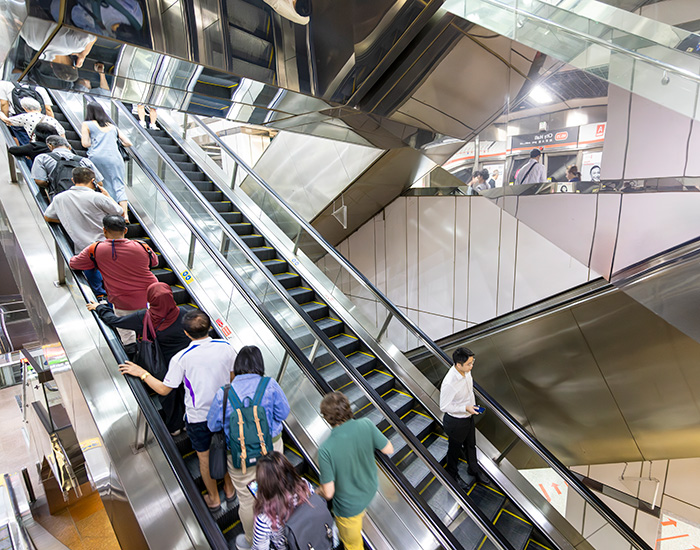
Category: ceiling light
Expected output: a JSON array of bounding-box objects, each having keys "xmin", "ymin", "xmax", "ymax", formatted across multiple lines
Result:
[{"xmin": 529, "ymin": 85, "xmax": 554, "ymax": 104}]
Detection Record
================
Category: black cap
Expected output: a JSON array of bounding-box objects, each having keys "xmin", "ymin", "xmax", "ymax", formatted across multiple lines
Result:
[{"xmin": 530, "ymin": 148, "xmax": 542, "ymax": 158}]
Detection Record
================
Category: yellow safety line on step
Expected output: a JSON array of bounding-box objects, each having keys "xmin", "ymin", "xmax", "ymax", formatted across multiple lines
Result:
[
  {"xmin": 500, "ymin": 508, "xmax": 531, "ymax": 525},
  {"xmin": 318, "ymin": 360, "xmax": 337, "ymax": 370},
  {"xmin": 525, "ymin": 540, "xmax": 553, "ymax": 550},
  {"xmin": 222, "ymin": 520, "xmax": 241, "ymax": 534}
]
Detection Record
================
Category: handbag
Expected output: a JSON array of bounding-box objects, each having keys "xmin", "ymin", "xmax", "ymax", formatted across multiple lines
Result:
[
  {"xmin": 209, "ymin": 385, "xmax": 230, "ymax": 480},
  {"xmin": 135, "ymin": 311, "xmax": 167, "ymax": 380},
  {"xmin": 117, "ymin": 140, "xmax": 130, "ymax": 161}
]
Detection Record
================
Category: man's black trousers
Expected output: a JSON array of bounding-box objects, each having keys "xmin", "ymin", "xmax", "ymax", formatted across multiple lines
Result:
[{"xmin": 443, "ymin": 413, "xmax": 478, "ymax": 479}]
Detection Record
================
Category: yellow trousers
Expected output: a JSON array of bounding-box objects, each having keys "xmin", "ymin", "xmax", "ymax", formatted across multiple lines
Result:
[{"xmin": 334, "ymin": 510, "xmax": 365, "ymax": 550}]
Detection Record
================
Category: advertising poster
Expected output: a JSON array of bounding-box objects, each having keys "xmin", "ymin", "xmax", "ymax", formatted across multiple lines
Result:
[
  {"xmin": 484, "ymin": 164, "xmax": 505, "ymax": 188},
  {"xmin": 582, "ymin": 151, "xmax": 602, "ymax": 182}
]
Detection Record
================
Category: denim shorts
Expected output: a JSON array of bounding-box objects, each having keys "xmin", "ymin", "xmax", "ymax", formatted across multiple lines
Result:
[{"xmin": 186, "ymin": 420, "xmax": 213, "ymax": 453}]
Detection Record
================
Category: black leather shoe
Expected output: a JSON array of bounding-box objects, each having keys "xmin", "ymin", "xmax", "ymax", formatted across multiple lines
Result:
[
  {"xmin": 471, "ymin": 471, "xmax": 490, "ymax": 485},
  {"xmin": 453, "ymin": 475, "xmax": 471, "ymax": 490}
]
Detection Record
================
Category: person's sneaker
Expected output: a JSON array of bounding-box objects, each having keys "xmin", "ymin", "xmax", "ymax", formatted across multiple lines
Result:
[
  {"xmin": 149, "ymin": 123, "xmax": 158, "ymax": 130},
  {"xmin": 295, "ymin": 0, "xmax": 311, "ymax": 16},
  {"xmin": 139, "ymin": 120, "xmax": 147, "ymax": 128},
  {"xmin": 235, "ymin": 534, "xmax": 252, "ymax": 550},
  {"xmin": 263, "ymin": 0, "xmax": 309, "ymax": 24}
]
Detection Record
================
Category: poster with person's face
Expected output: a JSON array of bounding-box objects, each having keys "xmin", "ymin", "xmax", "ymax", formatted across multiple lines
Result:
[{"xmin": 582, "ymin": 151, "xmax": 602, "ymax": 182}]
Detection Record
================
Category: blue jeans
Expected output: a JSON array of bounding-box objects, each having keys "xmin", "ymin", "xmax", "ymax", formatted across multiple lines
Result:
[{"xmin": 83, "ymin": 268, "xmax": 106, "ymax": 297}]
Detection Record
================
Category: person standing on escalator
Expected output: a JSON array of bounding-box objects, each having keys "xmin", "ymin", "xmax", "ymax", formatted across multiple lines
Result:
[
  {"xmin": 69, "ymin": 215, "xmax": 159, "ymax": 347},
  {"xmin": 81, "ymin": 102, "xmax": 131, "ymax": 220},
  {"xmin": 440, "ymin": 347, "xmax": 489, "ymax": 487},
  {"xmin": 86, "ymin": 282, "xmax": 189, "ymax": 435}
]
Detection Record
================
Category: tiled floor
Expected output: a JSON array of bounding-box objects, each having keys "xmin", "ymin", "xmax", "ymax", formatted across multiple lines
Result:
[
  {"xmin": 0, "ymin": 385, "xmax": 120, "ymax": 549},
  {"xmin": 32, "ymin": 491, "xmax": 121, "ymax": 550}
]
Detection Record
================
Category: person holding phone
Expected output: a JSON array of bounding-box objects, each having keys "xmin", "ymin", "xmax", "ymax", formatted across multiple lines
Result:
[{"xmin": 440, "ymin": 347, "xmax": 489, "ymax": 487}]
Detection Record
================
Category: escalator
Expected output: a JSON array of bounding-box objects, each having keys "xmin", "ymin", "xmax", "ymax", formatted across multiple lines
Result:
[
  {"xmin": 107, "ymin": 104, "xmax": 653, "ymax": 550},
  {"xmin": 17, "ymin": 97, "xmax": 366, "ymax": 549}
]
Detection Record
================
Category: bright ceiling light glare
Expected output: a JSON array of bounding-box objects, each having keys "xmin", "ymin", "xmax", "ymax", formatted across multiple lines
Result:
[{"xmin": 529, "ymin": 85, "xmax": 554, "ymax": 105}]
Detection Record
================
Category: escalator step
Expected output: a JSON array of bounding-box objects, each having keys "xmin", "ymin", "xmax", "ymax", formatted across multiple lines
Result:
[
  {"xmin": 152, "ymin": 135, "xmax": 176, "ymax": 147},
  {"xmin": 201, "ymin": 190, "xmax": 224, "ymax": 202},
  {"xmin": 340, "ymin": 383, "xmax": 368, "ymax": 413},
  {"xmin": 283, "ymin": 446, "xmax": 305, "ymax": 474},
  {"xmin": 153, "ymin": 268, "xmax": 177, "ymax": 285},
  {"xmin": 288, "ymin": 286, "xmax": 315, "ymax": 305},
  {"xmin": 403, "ymin": 411, "xmax": 434, "ymax": 439},
  {"xmin": 230, "ymin": 57, "xmax": 275, "ymax": 85},
  {"xmin": 345, "ymin": 350, "xmax": 376, "ymax": 374},
  {"xmin": 146, "ymin": 129, "xmax": 168, "ymax": 138},
  {"xmin": 450, "ymin": 516, "xmax": 487, "ymax": 550},
  {"xmin": 399, "ymin": 453, "xmax": 431, "ymax": 488},
  {"xmin": 316, "ymin": 360, "xmax": 347, "ymax": 387},
  {"xmin": 182, "ymin": 170, "xmax": 208, "ymax": 182},
  {"xmin": 364, "ymin": 370, "xmax": 394, "ymax": 395},
  {"xmin": 171, "ymin": 285, "xmax": 189, "ymax": 305},
  {"xmin": 220, "ymin": 211, "xmax": 243, "ymax": 224},
  {"xmin": 355, "ymin": 402, "xmax": 384, "ymax": 427},
  {"xmin": 227, "ymin": 0, "xmax": 270, "ymax": 38},
  {"xmin": 184, "ymin": 451, "xmax": 203, "ymax": 489},
  {"xmin": 425, "ymin": 435, "xmax": 448, "ymax": 462},
  {"xmin": 228, "ymin": 25, "xmax": 274, "ymax": 67},
  {"xmin": 262, "ymin": 258, "xmax": 287, "ymax": 274},
  {"xmin": 481, "ymin": 510, "xmax": 533, "ymax": 550},
  {"xmin": 524, "ymin": 540, "xmax": 554, "ymax": 550},
  {"xmin": 159, "ymin": 144, "xmax": 181, "ymax": 155},
  {"xmin": 211, "ymin": 201, "xmax": 234, "ymax": 213},
  {"xmin": 300, "ymin": 301, "xmax": 328, "ymax": 320},
  {"xmin": 384, "ymin": 389, "xmax": 414, "ymax": 416},
  {"xmin": 468, "ymin": 483, "xmax": 506, "ymax": 521},
  {"xmin": 240, "ymin": 234, "xmax": 265, "ymax": 248},
  {"xmin": 250, "ymin": 246, "xmax": 276, "ymax": 260},
  {"xmin": 173, "ymin": 430, "xmax": 193, "ymax": 455},
  {"xmin": 170, "ymin": 153, "xmax": 190, "ymax": 163},
  {"xmin": 192, "ymin": 180, "xmax": 215, "ymax": 192},
  {"xmin": 386, "ymin": 429, "xmax": 408, "ymax": 458},
  {"xmin": 329, "ymin": 333, "xmax": 360, "ymax": 355},
  {"xmin": 230, "ymin": 222, "xmax": 254, "ymax": 235},
  {"xmin": 313, "ymin": 315, "xmax": 343, "ymax": 336},
  {"xmin": 275, "ymin": 272, "xmax": 301, "ymax": 288},
  {"xmin": 175, "ymin": 161, "xmax": 198, "ymax": 172},
  {"xmin": 126, "ymin": 223, "xmax": 145, "ymax": 238}
]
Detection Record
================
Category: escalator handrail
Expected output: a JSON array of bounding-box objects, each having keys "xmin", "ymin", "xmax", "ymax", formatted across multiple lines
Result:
[
  {"xmin": 188, "ymin": 115, "xmax": 654, "ymax": 550},
  {"xmin": 114, "ymin": 100, "xmax": 520, "ymax": 550},
  {"xmin": 1, "ymin": 123, "xmax": 229, "ymax": 549},
  {"xmin": 80, "ymin": 97, "xmax": 476, "ymax": 550},
  {"xmin": 3, "ymin": 473, "xmax": 36, "ymax": 550}
]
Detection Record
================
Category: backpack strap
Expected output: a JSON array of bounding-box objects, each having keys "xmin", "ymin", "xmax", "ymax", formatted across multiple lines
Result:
[
  {"xmin": 235, "ymin": 408, "xmax": 247, "ymax": 474},
  {"xmin": 222, "ymin": 384, "xmax": 229, "ymax": 426},
  {"xmin": 253, "ymin": 405, "xmax": 268, "ymax": 456},
  {"xmin": 252, "ymin": 377, "xmax": 270, "ymax": 406},
  {"xmin": 88, "ymin": 241, "xmax": 101, "ymax": 269},
  {"xmin": 227, "ymin": 385, "xmax": 244, "ymax": 409}
]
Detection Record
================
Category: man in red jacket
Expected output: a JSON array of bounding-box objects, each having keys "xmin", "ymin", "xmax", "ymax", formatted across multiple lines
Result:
[{"xmin": 70, "ymin": 215, "xmax": 159, "ymax": 344}]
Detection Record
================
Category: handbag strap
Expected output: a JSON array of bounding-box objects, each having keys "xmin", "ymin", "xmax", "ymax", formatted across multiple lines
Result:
[
  {"xmin": 222, "ymin": 384, "xmax": 229, "ymax": 426},
  {"xmin": 518, "ymin": 160, "xmax": 537, "ymax": 184}
]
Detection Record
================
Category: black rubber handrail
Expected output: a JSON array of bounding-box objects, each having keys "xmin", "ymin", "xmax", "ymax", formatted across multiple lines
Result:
[
  {"xmin": 2, "ymin": 123, "xmax": 229, "ymax": 549},
  {"xmin": 127, "ymin": 101, "xmax": 517, "ymax": 550},
  {"xmin": 189, "ymin": 115, "xmax": 653, "ymax": 550}
]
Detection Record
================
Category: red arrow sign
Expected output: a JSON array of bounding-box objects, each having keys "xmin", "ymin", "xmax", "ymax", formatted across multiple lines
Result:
[
  {"xmin": 551, "ymin": 483, "xmax": 562, "ymax": 495},
  {"xmin": 538, "ymin": 484, "xmax": 551, "ymax": 503},
  {"xmin": 662, "ymin": 519, "xmax": 677, "ymax": 527},
  {"xmin": 684, "ymin": 545, "xmax": 700, "ymax": 550}
]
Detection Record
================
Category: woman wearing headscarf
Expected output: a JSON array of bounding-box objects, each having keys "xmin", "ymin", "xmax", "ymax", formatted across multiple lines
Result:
[{"xmin": 87, "ymin": 281, "xmax": 190, "ymax": 434}]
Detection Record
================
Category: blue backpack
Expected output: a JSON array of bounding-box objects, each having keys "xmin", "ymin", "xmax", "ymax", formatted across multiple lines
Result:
[{"xmin": 227, "ymin": 377, "xmax": 273, "ymax": 473}]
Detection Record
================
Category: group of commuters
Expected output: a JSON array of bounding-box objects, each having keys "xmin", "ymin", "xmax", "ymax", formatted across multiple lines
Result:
[{"xmin": 0, "ymin": 82, "xmax": 132, "ymax": 219}]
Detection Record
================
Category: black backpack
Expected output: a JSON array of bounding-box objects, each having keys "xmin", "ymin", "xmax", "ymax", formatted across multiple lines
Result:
[
  {"xmin": 284, "ymin": 493, "xmax": 334, "ymax": 550},
  {"xmin": 47, "ymin": 152, "xmax": 82, "ymax": 199},
  {"xmin": 12, "ymin": 83, "xmax": 45, "ymax": 114}
]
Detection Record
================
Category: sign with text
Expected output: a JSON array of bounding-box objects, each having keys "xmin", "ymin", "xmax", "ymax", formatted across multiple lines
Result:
[
  {"xmin": 510, "ymin": 127, "xmax": 579, "ymax": 153},
  {"xmin": 579, "ymin": 122, "xmax": 607, "ymax": 146}
]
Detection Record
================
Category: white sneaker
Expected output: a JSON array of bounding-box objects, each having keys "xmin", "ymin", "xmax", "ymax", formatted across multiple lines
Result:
[
  {"xmin": 263, "ymin": 0, "xmax": 309, "ymax": 25},
  {"xmin": 149, "ymin": 123, "xmax": 158, "ymax": 130},
  {"xmin": 139, "ymin": 120, "xmax": 147, "ymax": 128},
  {"xmin": 235, "ymin": 534, "xmax": 252, "ymax": 550}
]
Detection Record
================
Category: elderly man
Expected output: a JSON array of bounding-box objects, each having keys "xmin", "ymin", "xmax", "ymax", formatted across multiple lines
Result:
[{"xmin": 0, "ymin": 97, "xmax": 64, "ymax": 140}]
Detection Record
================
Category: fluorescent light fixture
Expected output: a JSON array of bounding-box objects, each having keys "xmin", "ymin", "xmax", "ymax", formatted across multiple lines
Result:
[
  {"xmin": 566, "ymin": 110, "xmax": 589, "ymax": 127},
  {"xmin": 529, "ymin": 85, "xmax": 554, "ymax": 104}
]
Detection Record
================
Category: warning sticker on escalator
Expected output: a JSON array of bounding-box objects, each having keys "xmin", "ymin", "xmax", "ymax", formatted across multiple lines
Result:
[{"xmin": 657, "ymin": 512, "xmax": 700, "ymax": 550}]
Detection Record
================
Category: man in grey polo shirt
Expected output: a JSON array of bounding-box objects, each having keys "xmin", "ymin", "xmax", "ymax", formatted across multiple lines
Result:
[
  {"xmin": 44, "ymin": 166, "xmax": 122, "ymax": 297},
  {"xmin": 32, "ymin": 135, "xmax": 104, "ymax": 192}
]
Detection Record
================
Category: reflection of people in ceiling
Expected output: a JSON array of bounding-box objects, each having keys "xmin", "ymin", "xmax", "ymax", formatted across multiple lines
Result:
[
  {"xmin": 20, "ymin": 17, "xmax": 97, "ymax": 68},
  {"xmin": 70, "ymin": 0, "xmax": 147, "ymax": 45},
  {"xmin": 73, "ymin": 62, "xmax": 111, "ymax": 96}
]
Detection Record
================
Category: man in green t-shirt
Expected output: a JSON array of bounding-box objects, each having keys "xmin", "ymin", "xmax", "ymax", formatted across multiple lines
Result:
[{"xmin": 317, "ymin": 392, "xmax": 394, "ymax": 550}]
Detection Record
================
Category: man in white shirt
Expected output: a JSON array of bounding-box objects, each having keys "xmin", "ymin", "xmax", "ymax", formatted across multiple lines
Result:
[
  {"xmin": 119, "ymin": 310, "xmax": 237, "ymax": 512},
  {"xmin": 439, "ymin": 347, "xmax": 488, "ymax": 487},
  {"xmin": 515, "ymin": 148, "xmax": 547, "ymax": 185}
]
